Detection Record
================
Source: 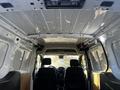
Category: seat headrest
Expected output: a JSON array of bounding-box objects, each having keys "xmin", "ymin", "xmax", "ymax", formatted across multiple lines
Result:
[
  {"xmin": 42, "ymin": 58, "xmax": 51, "ymax": 65},
  {"xmin": 70, "ymin": 59, "xmax": 79, "ymax": 67}
]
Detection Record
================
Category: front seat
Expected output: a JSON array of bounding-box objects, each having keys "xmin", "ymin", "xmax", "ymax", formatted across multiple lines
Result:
[
  {"xmin": 33, "ymin": 58, "xmax": 57, "ymax": 90},
  {"xmin": 0, "ymin": 71, "xmax": 20, "ymax": 90},
  {"xmin": 65, "ymin": 59, "xmax": 86, "ymax": 90}
]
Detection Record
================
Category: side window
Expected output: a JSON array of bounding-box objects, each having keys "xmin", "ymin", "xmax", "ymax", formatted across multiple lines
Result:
[
  {"xmin": 89, "ymin": 44, "xmax": 107, "ymax": 72},
  {"xmin": 0, "ymin": 41, "xmax": 8, "ymax": 68},
  {"xmin": 112, "ymin": 41, "xmax": 120, "ymax": 68},
  {"xmin": 12, "ymin": 48, "xmax": 24, "ymax": 70}
]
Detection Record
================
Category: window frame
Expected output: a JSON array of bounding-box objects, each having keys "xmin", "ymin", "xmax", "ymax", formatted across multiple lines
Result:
[
  {"xmin": 111, "ymin": 41, "xmax": 120, "ymax": 69},
  {"xmin": 89, "ymin": 42, "xmax": 108, "ymax": 72},
  {"xmin": 0, "ymin": 41, "xmax": 9, "ymax": 69}
]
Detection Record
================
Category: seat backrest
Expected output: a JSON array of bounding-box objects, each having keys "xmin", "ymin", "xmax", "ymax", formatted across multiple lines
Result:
[
  {"xmin": 0, "ymin": 71, "xmax": 20, "ymax": 90},
  {"xmin": 65, "ymin": 59, "xmax": 86, "ymax": 90},
  {"xmin": 34, "ymin": 68, "xmax": 57, "ymax": 90},
  {"xmin": 34, "ymin": 58, "xmax": 57, "ymax": 90},
  {"xmin": 41, "ymin": 58, "xmax": 51, "ymax": 67}
]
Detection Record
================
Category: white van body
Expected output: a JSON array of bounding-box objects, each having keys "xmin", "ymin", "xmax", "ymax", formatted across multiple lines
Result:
[{"xmin": 0, "ymin": 0, "xmax": 120, "ymax": 90}]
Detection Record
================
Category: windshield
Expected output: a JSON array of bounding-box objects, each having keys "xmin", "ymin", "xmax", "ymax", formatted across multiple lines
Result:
[{"xmin": 43, "ymin": 55, "xmax": 79, "ymax": 68}]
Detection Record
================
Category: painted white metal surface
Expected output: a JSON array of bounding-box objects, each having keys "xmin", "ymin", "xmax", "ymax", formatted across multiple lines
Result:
[
  {"xmin": 0, "ymin": 23, "xmax": 33, "ymax": 78},
  {"xmin": 0, "ymin": 0, "xmax": 119, "ymax": 44},
  {"xmin": 0, "ymin": 0, "xmax": 119, "ymax": 12}
]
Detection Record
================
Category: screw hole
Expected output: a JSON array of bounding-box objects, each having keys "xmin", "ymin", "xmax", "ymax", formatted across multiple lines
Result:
[
  {"xmin": 6, "ymin": 9, "xmax": 9, "ymax": 11},
  {"xmin": 16, "ymin": 38, "xmax": 19, "ymax": 41},
  {"xmin": 30, "ymin": 2, "xmax": 34, "ymax": 5}
]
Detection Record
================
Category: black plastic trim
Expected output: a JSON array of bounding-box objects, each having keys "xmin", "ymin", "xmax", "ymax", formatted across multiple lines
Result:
[
  {"xmin": 100, "ymin": 1, "xmax": 114, "ymax": 7},
  {"xmin": 0, "ymin": 3, "xmax": 13, "ymax": 8},
  {"xmin": 44, "ymin": 0, "xmax": 86, "ymax": 9}
]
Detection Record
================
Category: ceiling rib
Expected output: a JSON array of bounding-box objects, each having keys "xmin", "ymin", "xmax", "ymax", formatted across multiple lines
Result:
[
  {"xmin": 40, "ymin": 10, "xmax": 50, "ymax": 32},
  {"xmin": 31, "ymin": 11, "xmax": 41, "ymax": 33},
  {"xmin": 28, "ymin": 33, "xmax": 93, "ymax": 38},
  {"xmin": 94, "ymin": 17, "xmax": 120, "ymax": 38},
  {"xmin": 80, "ymin": 11, "xmax": 94, "ymax": 34},
  {"xmin": 85, "ymin": 16, "xmax": 120, "ymax": 44},
  {"xmin": 94, "ymin": 14, "xmax": 120, "ymax": 36},
  {"xmin": 0, "ymin": 14, "xmax": 27, "ymax": 35},
  {"xmin": 0, "ymin": 15, "xmax": 38, "ymax": 44},
  {"xmin": 21, "ymin": 12, "xmax": 36, "ymax": 32},
  {"xmin": 71, "ymin": 10, "xmax": 81, "ymax": 33},
  {"xmin": 59, "ymin": 9, "xmax": 62, "ymax": 33},
  {"xmin": 0, "ymin": 9, "xmax": 118, "ymax": 41}
]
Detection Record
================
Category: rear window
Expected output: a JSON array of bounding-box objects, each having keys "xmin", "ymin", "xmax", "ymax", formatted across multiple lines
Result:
[{"xmin": 0, "ymin": 41, "xmax": 8, "ymax": 68}]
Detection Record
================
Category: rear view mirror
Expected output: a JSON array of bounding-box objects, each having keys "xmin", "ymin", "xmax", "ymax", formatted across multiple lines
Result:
[{"xmin": 59, "ymin": 55, "xmax": 64, "ymax": 59}]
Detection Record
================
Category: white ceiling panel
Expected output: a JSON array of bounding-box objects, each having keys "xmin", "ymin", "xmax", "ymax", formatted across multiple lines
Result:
[
  {"xmin": 61, "ymin": 9, "xmax": 79, "ymax": 33},
  {"xmin": 1, "ymin": 9, "xmax": 120, "ymax": 36},
  {"xmin": 0, "ymin": 11, "xmax": 36, "ymax": 34},
  {"xmin": 24, "ymin": 10, "xmax": 49, "ymax": 33},
  {"xmin": 0, "ymin": 9, "xmax": 93, "ymax": 35},
  {"xmin": 42, "ymin": 9, "xmax": 61, "ymax": 33},
  {"xmin": 0, "ymin": 0, "xmax": 120, "ymax": 12},
  {"xmin": 0, "ymin": 0, "xmax": 119, "ymax": 44},
  {"xmin": 73, "ymin": 10, "xmax": 94, "ymax": 33}
]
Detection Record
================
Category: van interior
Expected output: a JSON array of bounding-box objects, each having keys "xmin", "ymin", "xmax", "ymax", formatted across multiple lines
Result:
[{"xmin": 0, "ymin": 0, "xmax": 120, "ymax": 90}]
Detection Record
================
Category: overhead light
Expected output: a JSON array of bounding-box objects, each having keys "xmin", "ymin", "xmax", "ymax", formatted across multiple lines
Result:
[
  {"xmin": 36, "ymin": 27, "xmax": 40, "ymax": 33},
  {"xmin": 99, "ymin": 35, "xmax": 106, "ymax": 43},
  {"xmin": 65, "ymin": 19, "xmax": 71, "ymax": 24},
  {"xmin": 100, "ymin": 22, "xmax": 105, "ymax": 27}
]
